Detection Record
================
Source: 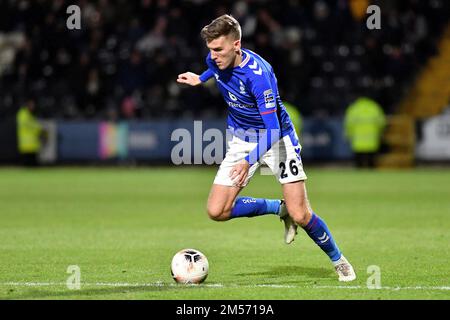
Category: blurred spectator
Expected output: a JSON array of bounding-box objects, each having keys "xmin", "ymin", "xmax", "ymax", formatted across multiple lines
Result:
[
  {"xmin": 16, "ymin": 99, "xmax": 45, "ymax": 167},
  {"xmin": 344, "ymin": 96, "xmax": 386, "ymax": 168},
  {"xmin": 121, "ymin": 95, "xmax": 137, "ymax": 119},
  {"xmin": 118, "ymin": 50, "xmax": 147, "ymax": 95}
]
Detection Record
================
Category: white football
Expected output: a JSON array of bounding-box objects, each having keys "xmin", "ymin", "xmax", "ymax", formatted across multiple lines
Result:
[{"xmin": 171, "ymin": 248, "xmax": 209, "ymax": 284}]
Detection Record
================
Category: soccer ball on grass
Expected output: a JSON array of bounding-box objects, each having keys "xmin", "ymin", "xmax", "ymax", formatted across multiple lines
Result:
[{"xmin": 171, "ymin": 248, "xmax": 209, "ymax": 284}]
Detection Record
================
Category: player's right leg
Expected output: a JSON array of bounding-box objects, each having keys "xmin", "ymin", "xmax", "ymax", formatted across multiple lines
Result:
[
  {"xmin": 206, "ymin": 184, "xmax": 242, "ymax": 221},
  {"xmin": 279, "ymin": 200, "xmax": 298, "ymax": 244},
  {"xmin": 206, "ymin": 135, "xmax": 282, "ymax": 221},
  {"xmin": 207, "ymin": 183, "xmax": 283, "ymax": 221},
  {"xmin": 207, "ymin": 183, "xmax": 284, "ymax": 221}
]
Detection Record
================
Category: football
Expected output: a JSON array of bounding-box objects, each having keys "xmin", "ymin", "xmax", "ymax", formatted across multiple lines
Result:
[{"xmin": 171, "ymin": 248, "xmax": 209, "ymax": 284}]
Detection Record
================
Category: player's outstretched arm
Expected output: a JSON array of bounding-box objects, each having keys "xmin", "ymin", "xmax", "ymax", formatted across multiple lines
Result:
[{"xmin": 177, "ymin": 72, "xmax": 201, "ymax": 86}]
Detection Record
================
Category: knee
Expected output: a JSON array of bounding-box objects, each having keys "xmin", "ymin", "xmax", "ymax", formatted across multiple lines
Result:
[
  {"xmin": 288, "ymin": 205, "xmax": 313, "ymax": 227},
  {"xmin": 206, "ymin": 205, "xmax": 231, "ymax": 221}
]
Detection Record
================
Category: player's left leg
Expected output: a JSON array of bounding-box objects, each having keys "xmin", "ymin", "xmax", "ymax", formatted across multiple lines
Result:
[
  {"xmin": 262, "ymin": 131, "xmax": 307, "ymax": 244},
  {"xmin": 265, "ymin": 131, "xmax": 355, "ymax": 281},
  {"xmin": 282, "ymin": 181, "xmax": 356, "ymax": 282}
]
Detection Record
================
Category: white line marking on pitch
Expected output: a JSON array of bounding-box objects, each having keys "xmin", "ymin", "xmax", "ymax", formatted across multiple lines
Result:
[
  {"xmin": 313, "ymin": 285, "xmax": 450, "ymax": 291},
  {"xmin": 1, "ymin": 282, "xmax": 449, "ymax": 291}
]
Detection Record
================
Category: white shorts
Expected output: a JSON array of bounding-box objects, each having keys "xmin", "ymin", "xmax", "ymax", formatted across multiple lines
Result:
[{"xmin": 213, "ymin": 131, "xmax": 307, "ymax": 187}]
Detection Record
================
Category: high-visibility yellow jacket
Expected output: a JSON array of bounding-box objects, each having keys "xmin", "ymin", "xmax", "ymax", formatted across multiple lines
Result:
[
  {"xmin": 344, "ymin": 97, "xmax": 386, "ymax": 152},
  {"xmin": 16, "ymin": 107, "xmax": 42, "ymax": 153},
  {"xmin": 283, "ymin": 101, "xmax": 302, "ymax": 136}
]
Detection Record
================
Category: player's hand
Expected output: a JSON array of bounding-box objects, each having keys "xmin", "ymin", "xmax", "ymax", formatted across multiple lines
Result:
[
  {"xmin": 177, "ymin": 72, "xmax": 201, "ymax": 86},
  {"xmin": 230, "ymin": 160, "xmax": 250, "ymax": 187}
]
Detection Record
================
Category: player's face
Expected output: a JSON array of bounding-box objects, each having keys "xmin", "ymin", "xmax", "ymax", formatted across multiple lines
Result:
[{"xmin": 207, "ymin": 35, "xmax": 240, "ymax": 70}]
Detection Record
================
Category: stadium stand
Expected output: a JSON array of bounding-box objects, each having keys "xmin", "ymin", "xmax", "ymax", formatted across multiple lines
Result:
[{"xmin": 0, "ymin": 0, "xmax": 449, "ymax": 121}]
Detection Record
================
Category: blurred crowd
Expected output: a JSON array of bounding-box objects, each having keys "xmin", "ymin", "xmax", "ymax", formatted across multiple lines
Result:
[{"xmin": 0, "ymin": 0, "xmax": 448, "ymax": 120}]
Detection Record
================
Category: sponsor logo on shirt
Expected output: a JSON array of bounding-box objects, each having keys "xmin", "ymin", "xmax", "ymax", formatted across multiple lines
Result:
[
  {"xmin": 228, "ymin": 92, "xmax": 238, "ymax": 101},
  {"xmin": 227, "ymin": 101, "xmax": 254, "ymax": 109},
  {"xmin": 227, "ymin": 92, "xmax": 253, "ymax": 108}
]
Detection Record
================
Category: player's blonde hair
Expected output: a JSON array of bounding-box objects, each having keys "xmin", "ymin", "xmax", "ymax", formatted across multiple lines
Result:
[{"xmin": 200, "ymin": 14, "xmax": 242, "ymax": 42}]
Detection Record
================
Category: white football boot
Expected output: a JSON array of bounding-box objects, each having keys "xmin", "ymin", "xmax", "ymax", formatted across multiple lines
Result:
[
  {"xmin": 279, "ymin": 200, "xmax": 298, "ymax": 244},
  {"xmin": 333, "ymin": 255, "xmax": 356, "ymax": 282}
]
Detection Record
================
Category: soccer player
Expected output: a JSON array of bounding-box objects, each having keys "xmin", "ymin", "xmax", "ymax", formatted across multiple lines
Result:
[{"xmin": 177, "ymin": 15, "xmax": 356, "ymax": 282}]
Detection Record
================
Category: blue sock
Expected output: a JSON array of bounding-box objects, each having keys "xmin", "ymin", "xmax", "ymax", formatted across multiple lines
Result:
[
  {"xmin": 302, "ymin": 212, "xmax": 342, "ymax": 262},
  {"xmin": 230, "ymin": 197, "xmax": 280, "ymax": 218}
]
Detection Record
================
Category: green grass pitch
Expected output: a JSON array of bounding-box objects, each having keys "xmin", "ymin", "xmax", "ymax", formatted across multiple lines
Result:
[{"xmin": 0, "ymin": 166, "xmax": 449, "ymax": 300}]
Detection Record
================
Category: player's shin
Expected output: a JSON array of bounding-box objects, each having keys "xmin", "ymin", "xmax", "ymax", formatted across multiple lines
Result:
[
  {"xmin": 230, "ymin": 197, "xmax": 281, "ymax": 218},
  {"xmin": 302, "ymin": 212, "xmax": 342, "ymax": 262}
]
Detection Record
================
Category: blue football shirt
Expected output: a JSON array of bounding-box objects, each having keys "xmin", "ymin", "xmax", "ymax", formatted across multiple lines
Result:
[{"xmin": 199, "ymin": 48, "xmax": 295, "ymax": 165}]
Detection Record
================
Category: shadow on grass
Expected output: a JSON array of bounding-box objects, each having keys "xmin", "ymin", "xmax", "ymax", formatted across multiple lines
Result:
[
  {"xmin": 3, "ymin": 284, "xmax": 202, "ymax": 300},
  {"xmin": 235, "ymin": 265, "xmax": 334, "ymax": 282}
]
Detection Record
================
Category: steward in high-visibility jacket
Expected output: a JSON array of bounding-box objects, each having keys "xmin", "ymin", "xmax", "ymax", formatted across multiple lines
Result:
[
  {"xmin": 283, "ymin": 101, "xmax": 303, "ymax": 137},
  {"xmin": 16, "ymin": 101, "xmax": 42, "ymax": 165},
  {"xmin": 344, "ymin": 97, "xmax": 386, "ymax": 167}
]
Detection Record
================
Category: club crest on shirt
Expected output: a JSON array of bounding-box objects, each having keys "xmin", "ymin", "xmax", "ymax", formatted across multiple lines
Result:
[{"xmin": 239, "ymin": 80, "xmax": 246, "ymax": 95}]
